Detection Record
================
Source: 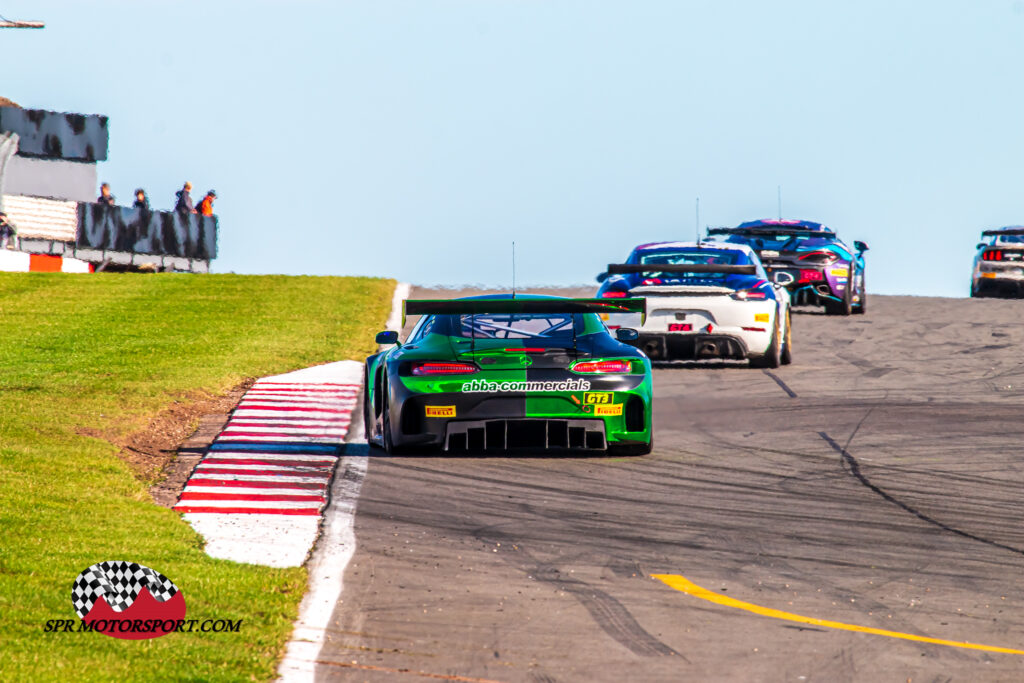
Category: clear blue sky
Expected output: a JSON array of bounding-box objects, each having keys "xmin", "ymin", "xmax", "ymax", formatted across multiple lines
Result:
[{"xmin": 3, "ymin": 1, "xmax": 1024, "ymax": 296}]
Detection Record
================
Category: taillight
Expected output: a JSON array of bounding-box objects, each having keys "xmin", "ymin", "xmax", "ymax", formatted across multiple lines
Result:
[
  {"xmin": 731, "ymin": 289, "xmax": 768, "ymax": 300},
  {"xmin": 601, "ymin": 291, "xmax": 628, "ymax": 298},
  {"xmin": 983, "ymin": 249, "xmax": 1003, "ymax": 261},
  {"xmin": 799, "ymin": 251, "xmax": 839, "ymax": 265},
  {"xmin": 411, "ymin": 361, "xmax": 478, "ymax": 376},
  {"xmin": 571, "ymin": 360, "xmax": 632, "ymax": 374}
]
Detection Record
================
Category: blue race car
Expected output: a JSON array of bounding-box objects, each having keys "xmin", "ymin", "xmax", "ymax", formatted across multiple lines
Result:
[{"xmin": 708, "ymin": 219, "xmax": 868, "ymax": 315}]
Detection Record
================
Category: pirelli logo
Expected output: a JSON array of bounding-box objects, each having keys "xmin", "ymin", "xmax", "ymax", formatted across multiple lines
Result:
[
  {"xmin": 425, "ymin": 405, "xmax": 456, "ymax": 418},
  {"xmin": 594, "ymin": 404, "xmax": 623, "ymax": 416},
  {"xmin": 754, "ymin": 313, "xmax": 770, "ymax": 323}
]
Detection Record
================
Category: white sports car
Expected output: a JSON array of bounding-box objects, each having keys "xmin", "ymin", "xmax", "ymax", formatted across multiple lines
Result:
[
  {"xmin": 596, "ymin": 241, "xmax": 792, "ymax": 367},
  {"xmin": 971, "ymin": 226, "xmax": 1024, "ymax": 298}
]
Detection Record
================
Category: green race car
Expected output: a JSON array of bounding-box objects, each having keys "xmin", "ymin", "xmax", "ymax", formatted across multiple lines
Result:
[{"xmin": 364, "ymin": 295, "xmax": 653, "ymax": 455}]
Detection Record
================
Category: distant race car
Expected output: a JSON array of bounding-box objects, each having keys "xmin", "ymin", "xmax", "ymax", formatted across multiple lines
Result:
[
  {"xmin": 364, "ymin": 295, "xmax": 654, "ymax": 455},
  {"xmin": 708, "ymin": 219, "xmax": 868, "ymax": 315},
  {"xmin": 971, "ymin": 226, "xmax": 1024, "ymax": 298},
  {"xmin": 595, "ymin": 241, "xmax": 792, "ymax": 366}
]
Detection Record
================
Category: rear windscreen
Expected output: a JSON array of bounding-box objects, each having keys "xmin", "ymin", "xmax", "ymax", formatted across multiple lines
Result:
[
  {"xmin": 456, "ymin": 313, "xmax": 579, "ymax": 339},
  {"xmin": 636, "ymin": 250, "xmax": 743, "ymax": 279},
  {"xmin": 639, "ymin": 250, "xmax": 742, "ymax": 266},
  {"xmin": 735, "ymin": 234, "xmax": 839, "ymax": 253}
]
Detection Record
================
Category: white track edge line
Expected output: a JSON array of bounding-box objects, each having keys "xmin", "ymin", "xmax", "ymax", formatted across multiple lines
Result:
[{"xmin": 276, "ymin": 282, "xmax": 405, "ymax": 682}]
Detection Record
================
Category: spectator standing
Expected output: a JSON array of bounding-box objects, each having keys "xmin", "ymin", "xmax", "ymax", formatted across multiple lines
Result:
[
  {"xmin": 133, "ymin": 188, "xmax": 150, "ymax": 211},
  {"xmin": 174, "ymin": 182, "xmax": 195, "ymax": 214},
  {"xmin": 0, "ymin": 211, "xmax": 16, "ymax": 249},
  {"xmin": 97, "ymin": 182, "xmax": 116, "ymax": 206},
  {"xmin": 197, "ymin": 190, "xmax": 217, "ymax": 217}
]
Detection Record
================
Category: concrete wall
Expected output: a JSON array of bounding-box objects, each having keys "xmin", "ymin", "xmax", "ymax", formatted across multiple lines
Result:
[
  {"xmin": 0, "ymin": 250, "xmax": 93, "ymax": 273},
  {"xmin": 78, "ymin": 204, "xmax": 218, "ymax": 260},
  {"xmin": 0, "ymin": 108, "xmax": 108, "ymax": 161},
  {"xmin": 3, "ymin": 156, "xmax": 97, "ymax": 202}
]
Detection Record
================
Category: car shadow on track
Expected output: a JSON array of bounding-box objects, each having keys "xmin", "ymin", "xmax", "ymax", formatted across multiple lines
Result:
[{"xmin": 359, "ymin": 443, "xmax": 644, "ymax": 460}]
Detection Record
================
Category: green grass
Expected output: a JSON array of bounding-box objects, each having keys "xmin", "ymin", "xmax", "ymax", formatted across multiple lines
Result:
[{"xmin": 0, "ymin": 272, "xmax": 394, "ymax": 682}]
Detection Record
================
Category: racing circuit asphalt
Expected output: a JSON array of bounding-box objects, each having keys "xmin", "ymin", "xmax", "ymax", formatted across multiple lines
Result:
[{"xmin": 316, "ymin": 288, "xmax": 1024, "ymax": 682}]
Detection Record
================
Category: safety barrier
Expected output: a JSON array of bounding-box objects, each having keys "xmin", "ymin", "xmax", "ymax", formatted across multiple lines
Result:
[{"xmin": 77, "ymin": 204, "xmax": 218, "ymax": 260}]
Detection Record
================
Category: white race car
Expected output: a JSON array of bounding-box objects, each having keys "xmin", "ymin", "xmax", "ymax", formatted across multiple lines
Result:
[
  {"xmin": 971, "ymin": 226, "xmax": 1024, "ymax": 298},
  {"xmin": 596, "ymin": 241, "xmax": 792, "ymax": 367}
]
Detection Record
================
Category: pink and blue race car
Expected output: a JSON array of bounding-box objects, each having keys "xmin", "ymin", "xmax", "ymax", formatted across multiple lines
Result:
[{"xmin": 707, "ymin": 219, "xmax": 868, "ymax": 315}]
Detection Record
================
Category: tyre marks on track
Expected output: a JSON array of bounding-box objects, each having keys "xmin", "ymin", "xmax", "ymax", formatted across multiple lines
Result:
[
  {"xmin": 820, "ymin": 431, "xmax": 1024, "ymax": 557},
  {"xmin": 477, "ymin": 529, "xmax": 682, "ymax": 659},
  {"xmin": 762, "ymin": 369, "xmax": 798, "ymax": 398},
  {"xmin": 838, "ymin": 354, "xmax": 895, "ymax": 378}
]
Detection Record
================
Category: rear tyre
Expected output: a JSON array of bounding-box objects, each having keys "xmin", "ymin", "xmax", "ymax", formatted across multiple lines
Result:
[
  {"xmin": 853, "ymin": 273, "xmax": 867, "ymax": 314},
  {"xmin": 381, "ymin": 376, "xmax": 395, "ymax": 455},
  {"xmin": 780, "ymin": 309, "xmax": 793, "ymax": 365},
  {"xmin": 825, "ymin": 271, "xmax": 854, "ymax": 316},
  {"xmin": 362, "ymin": 368, "xmax": 374, "ymax": 444},
  {"xmin": 749, "ymin": 313, "xmax": 782, "ymax": 369}
]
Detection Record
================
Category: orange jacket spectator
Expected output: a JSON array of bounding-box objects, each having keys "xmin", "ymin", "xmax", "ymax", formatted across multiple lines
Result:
[{"xmin": 198, "ymin": 190, "xmax": 217, "ymax": 217}]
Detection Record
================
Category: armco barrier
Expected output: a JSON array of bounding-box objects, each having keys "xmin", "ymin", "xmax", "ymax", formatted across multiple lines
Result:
[{"xmin": 78, "ymin": 204, "xmax": 218, "ymax": 260}]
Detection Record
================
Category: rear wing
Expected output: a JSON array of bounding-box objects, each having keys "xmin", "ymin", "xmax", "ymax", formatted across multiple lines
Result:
[
  {"xmin": 607, "ymin": 263, "xmax": 757, "ymax": 275},
  {"xmin": 707, "ymin": 226, "xmax": 836, "ymax": 239},
  {"xmin": 403, "ymin": 297, "xmax": 647, "ymax": 326},
  {"xmin": 982, "ymin": 228, "xmax": 1024, "ymax": 237}
]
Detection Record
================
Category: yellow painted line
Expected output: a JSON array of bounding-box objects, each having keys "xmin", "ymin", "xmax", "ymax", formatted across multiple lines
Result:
[{"xmin": 652, "ymin": 574, "xmax": 1024, "ymax": 655}]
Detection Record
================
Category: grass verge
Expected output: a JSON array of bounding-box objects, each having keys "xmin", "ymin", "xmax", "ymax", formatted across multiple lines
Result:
[{"xmin": 0, "ymin": 272, "xmax": 394, "ymax": 682}]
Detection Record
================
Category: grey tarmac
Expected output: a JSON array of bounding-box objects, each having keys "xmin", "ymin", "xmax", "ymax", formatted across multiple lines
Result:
[{"xmin": 316, "ymin": 289, "xmax": 1024, "ymax": 682}]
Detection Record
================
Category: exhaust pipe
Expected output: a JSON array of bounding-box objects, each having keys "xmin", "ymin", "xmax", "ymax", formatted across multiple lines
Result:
[{"xmin": 699, "ymin": 342, "xmax": 718, "ymax": 356}]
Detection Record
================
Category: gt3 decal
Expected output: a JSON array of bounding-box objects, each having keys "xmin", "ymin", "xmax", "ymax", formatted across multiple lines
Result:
[
  {"xmin": 425, "ymin": 405, "xmax": 456, "ymax": 418},
  {"xmin": 754, "ymin": 313, "xmax": 770, "ymax": 323},
  {"xmin": 584, "ymin": 392, "xmax": 613, "ymax": 404}
]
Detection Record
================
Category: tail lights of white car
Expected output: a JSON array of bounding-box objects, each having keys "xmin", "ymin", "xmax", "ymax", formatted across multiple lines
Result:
[
  {"xmin": 731, "ymin": 289, "xmax": 768, "ymax": 300},
  {"xmin": 571, "ymin": 359, "xmax": 633, "ymax": 374},
  {"xmin": 411, "ymin": 361, "xmax": 479, "ymax": 376},
  {"xmin": 600, "ymin": 290, "xmax": 629, "ymax": 298},
  {"xmin": 982, "ymin": 249, "xmax": 1004, "ymax": 261}
]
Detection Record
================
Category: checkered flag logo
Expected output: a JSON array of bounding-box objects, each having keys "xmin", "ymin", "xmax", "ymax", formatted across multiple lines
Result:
[{"xmin": 71, "ymin": 561, "xmax": 180, "ymax": 618}]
